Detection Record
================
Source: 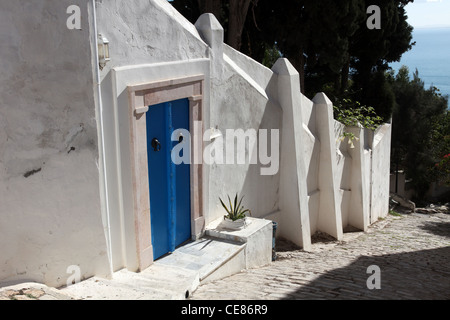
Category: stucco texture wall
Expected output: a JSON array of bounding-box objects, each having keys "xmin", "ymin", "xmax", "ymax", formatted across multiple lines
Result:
[
  {"xmin": 96, "ymin": 1, "xmax": 392, "ymax": 263},
  {"xmin": 95, "ymin": 0, "xmax": 208, "ymax": 76},
  {"xmin": 0, "ymin": 0, "xmax": 393, "ymax": 286},
  {"xmin": 370, "ymin": 124, "xmax": 392, "ymax": 223},
  {"xmin": 0, "ymin": 0, "xmax": 109, "ymax": 287},
  {"xmin": 94, "ymin": 0, "xmax": 212, "ymax": 271},
  {"xmin": 95, "ymin": 2, "xmax": 283, "ymax": 269},
  {"xmin": 206, "ymin": 45, "xmax": 281, "ymax": 225}
]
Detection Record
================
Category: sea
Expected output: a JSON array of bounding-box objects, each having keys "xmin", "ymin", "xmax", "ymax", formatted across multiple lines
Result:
[{"xmin": 390, "ymin": 27, "xmax": 450, "ymax": 108}]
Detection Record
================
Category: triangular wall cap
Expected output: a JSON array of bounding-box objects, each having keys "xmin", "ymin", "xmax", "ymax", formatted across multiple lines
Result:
[
  {"xmin": 195, "ymin": 13, "xmax": 224, "ymax": 48},
  {"xmin": 312, "ymin": 92, "xmax": 333, "ymax": 106},
  {"xmin": 195, "ymin": 13, "xmax": 224, "ymax": 31},
  {"xmin": 271, "ymin": 58, "xmax": 299, "ymax": 76}
]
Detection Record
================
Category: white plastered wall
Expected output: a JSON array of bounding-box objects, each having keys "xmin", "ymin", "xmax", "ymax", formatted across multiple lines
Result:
[
  {"xmin": 96, "ymin": 1, "xmax": 393, "ymax": 269},
  {"xmin": 97, "ymin": 5, "xmax": 284, "ymax": 269},
  {"xmin": 94, "ymin": 0, "xmax": 211, "ymax": 271},
  {"xmin": 0, "ymin": 0, "xmax": 110, "ymax": 287},
  {"xmin": 107, "ymin": 60, "xmax": 211, "ymax": 271},
  {"xmin": 206, "ymin": 44, "xmax": 282, "ymax": 226},
  {"xmin": 369, "ymin": 124, "xmax": 392, "ymax": 223},
  {"xmin": 0, "ymin": 0, "xmax": 393, "ymax": 286}
]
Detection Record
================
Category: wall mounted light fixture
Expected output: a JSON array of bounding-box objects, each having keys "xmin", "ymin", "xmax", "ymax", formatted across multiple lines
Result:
[{"xmin": 97, "ymin": 33, "xmax": 110, "ymax": 70}]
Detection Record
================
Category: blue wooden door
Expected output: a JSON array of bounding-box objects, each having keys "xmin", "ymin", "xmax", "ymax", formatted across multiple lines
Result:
[{"xmin": 146, "ymin": 98, "xmax": 191, "ymax": 260}]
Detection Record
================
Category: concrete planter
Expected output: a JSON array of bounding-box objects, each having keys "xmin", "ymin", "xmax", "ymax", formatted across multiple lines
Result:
[
  {"xmin": 220, "ymin": 217, "xmax": 251, "ymax": 230},
  {"xmin": 206, "ymin": 217, "xmax": 273, "ymax": 269}
]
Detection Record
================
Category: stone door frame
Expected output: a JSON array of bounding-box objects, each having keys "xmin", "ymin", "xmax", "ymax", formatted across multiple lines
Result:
[{"xmin": 127, "ymin": 74, "xmax": 205, "ymax": 271}]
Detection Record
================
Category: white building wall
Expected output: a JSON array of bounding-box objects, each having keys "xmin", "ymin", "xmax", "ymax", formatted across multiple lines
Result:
[
  {"xmin": 369, "ymin": 124, "xmax": 392, "ymax": 223},
  {"xmin": 0, "ymin": 0, "xmax": 110, "ymax": 287},
  {"xmin": 94, "ymin": 0, "xmax": 211, "ymax": 272},
  {"xmin": 0, "ymin": 0, "xmax": 393, "ymax": 286},
  {"xmin": 334, "ymin": 120, "xmax": 352, "ymax": 229},
  {"xmin": 207, "ymin": 44, "xmax": 282, "ymax": 226},
  {"xmin": 95, "ymin": 2, "xmax": 285, "ymax": 270},
  {"xmin": 300, "ymin": 96, "xmax": 320, "ymax": 235}
]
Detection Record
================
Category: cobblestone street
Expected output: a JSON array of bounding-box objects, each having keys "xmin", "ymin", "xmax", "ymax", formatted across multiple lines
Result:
[
  {"xmin": 190, "ymin": 211, "xmax": 450, "ymax": 300},
  {"xmin": 1, "ymin": 210, "xmax": 449, "ymax": 301}
]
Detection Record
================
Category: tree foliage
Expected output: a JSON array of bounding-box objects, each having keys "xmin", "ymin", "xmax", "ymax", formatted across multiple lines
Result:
[
  {"xmin": 170, "ymin": 1, "xmax": 413, "ymax": 119},
  {"xmin": 239, "ymin": 0, "xmax": 366, "ymax": 95},
  {"xmin": 431, "ymin": 112, "xmax": 450, "ymax": 186},
  {"xmin": 171, "ymin": 0, "xmax": 255, "ymax": 50},
  {"xmin": 349, "ymin": 0, "xmax": 414, "ymax": 121},
  {"xmin": 333, "ymin": 97, "xmax": 384, "ymax": 147},
  {"xmin": 169, "ymin": 1, "xmax": 450, "ymax": 200},
  {"xmin": 390, "ymin": 66, "xmax": 449, "ymax": 201}
]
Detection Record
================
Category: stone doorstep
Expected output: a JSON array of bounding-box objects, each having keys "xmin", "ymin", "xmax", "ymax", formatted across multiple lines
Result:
[
  {"xmin": 61, "ymin": 272, "xmax": 188, "ymax": 300},
  {"xmin": 58, "ymin": 237, "xmax": 249, "ymax": 300},
  {"xmin": 2, "ymin": 218, "xmax": 273, "ymax": 300}
]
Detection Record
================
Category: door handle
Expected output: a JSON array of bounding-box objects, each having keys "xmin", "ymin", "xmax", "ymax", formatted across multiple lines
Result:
[{"xmin": 151, "ymin": 138, "xmax": 161, "ymax": 152}]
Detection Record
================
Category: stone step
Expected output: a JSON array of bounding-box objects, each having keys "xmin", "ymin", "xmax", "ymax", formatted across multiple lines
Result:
[
  {"xmin": 61, "ymin": 275, "xmax": 178, "ymax": 300},
  {"xmin": 60, "ymin": 236, "xmax": 246, "ymax": 300},
  {"xmin": 154, "ymin": 236, "xmax": 246, "ymax": 282}
]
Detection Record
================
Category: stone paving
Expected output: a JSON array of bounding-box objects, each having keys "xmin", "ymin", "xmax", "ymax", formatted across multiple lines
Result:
[
  {"xmin": 190, "ymin": 211, "xmax": 450, "ymax": 300},
  {"xmin": 1, "ymin": 210, "xmax": 449, "ymax": 300}
]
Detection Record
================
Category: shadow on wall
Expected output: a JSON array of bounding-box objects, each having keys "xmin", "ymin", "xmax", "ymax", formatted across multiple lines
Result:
[
  {"xmin": 240, "ymin": 98, "xmax": 282, "ymax": 220},
  {"xmin": 238, "ymin": 73, "xmax": 282, "ymax": 220},
  {"xmin": 280, "ymin": 246, "xmax": 450, "ymax": 300}
]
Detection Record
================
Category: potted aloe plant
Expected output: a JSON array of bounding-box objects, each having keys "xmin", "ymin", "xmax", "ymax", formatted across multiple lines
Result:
[{"xmin": 219, "ymin": 194, "xmax": 252, "ymax": 230}]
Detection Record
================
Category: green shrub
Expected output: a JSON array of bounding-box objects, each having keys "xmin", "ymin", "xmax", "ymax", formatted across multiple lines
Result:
[{"xmin": 219, "ymin": 194, "xmax": 252, "ymax": 221}]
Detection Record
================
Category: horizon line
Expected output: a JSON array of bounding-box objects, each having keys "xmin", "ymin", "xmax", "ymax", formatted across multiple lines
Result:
[{"xmin": 412, "ymin": 24, "xmax": 450, "ymax": 29}]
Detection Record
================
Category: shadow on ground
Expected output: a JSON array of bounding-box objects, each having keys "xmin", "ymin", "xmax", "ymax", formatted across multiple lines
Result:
[
  {"xmin": 418, "ymin": 220, "xmax": 450, "ymax": 239},
  {"xmin": 281, "ymin": 246, "xmax": 450, "ymax": 300}
]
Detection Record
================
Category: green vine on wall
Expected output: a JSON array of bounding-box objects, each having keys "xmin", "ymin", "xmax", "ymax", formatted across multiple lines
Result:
[{"xmin": 333, "ymin": 98, "xmax": 383, "ymax": 147}]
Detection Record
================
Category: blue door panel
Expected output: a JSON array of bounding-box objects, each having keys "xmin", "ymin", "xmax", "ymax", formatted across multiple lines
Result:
[
  {"xmin": 147, "ymin": 98, "xmax": 191, "ymax": 260},
  {"xmin": 171, "ymin": 99, "xmax": 191, "ymax": 247},
  {"xmin": 146, "ymin": 102, "xmax": 170, "ymax": 260}
]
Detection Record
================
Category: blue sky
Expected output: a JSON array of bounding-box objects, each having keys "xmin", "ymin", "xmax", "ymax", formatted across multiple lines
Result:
[{"xmin": 406, "ymin": 0, "xmax": 450, "ymax": 28}]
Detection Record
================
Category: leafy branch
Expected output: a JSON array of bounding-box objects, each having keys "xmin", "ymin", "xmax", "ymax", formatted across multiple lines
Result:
[{"xmin": 334, "ymin": 98, "xmax": 383, "ymax": 146}]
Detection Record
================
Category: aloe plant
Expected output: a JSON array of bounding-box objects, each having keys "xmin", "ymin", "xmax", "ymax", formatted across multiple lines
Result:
[{"xmin": 219, "ymin": 194, "xmax": 251, "ymax": 221}]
